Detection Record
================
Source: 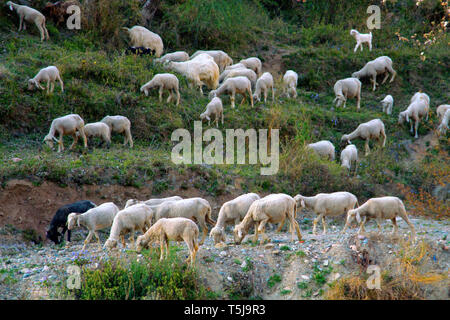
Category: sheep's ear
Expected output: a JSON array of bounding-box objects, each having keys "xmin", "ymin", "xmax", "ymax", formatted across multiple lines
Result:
[{"xmin": 356, "ymin": 211, "xmax": 361, "ymax": 224}]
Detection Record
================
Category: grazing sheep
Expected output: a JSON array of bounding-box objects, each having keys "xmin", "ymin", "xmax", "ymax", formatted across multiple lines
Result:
[
  {"xmin": 437, "ymin": 109, "xmax": 449, "ymax": 135},
  {"xmin": 42, "ymin": 0, "xmax": 80, "ymax": 27},
  {"xmin": 125, "ymin": 196, "xmax": 183, "ymax": 209},
  {"xmin": 200, "ymin": 97, "xmax": 223, "ymax": 127},
  {"xmin": 209, "ymin": 76, "xmax": 253, "ymax": 109},
  {"xmin": 77, "ymin": 122, "xmax": 111, "ymax": 147},
  {"xmin": 104, "ymin": 203, "xmax": 154, "ymax": 249},
  {"xmin": 307, "ymin": 140, "xmax": 335, "ymax": 161},
  {"xmin": 225, "ymin": 63, "xmax": 246, "ymax": 71},
  {"xmin": 333, "ymin": 77, "xmax": 361, "ymax": 111},
  {"xmin": 436, "ymin": 104, "xmax": 450, "ymax": 122},
  {"xmin": 352, "ymin": 56, "xmax": 396, "ymax": 91},
  {"xmin": 381, "ymin": 95, "xmax": 394, "ymax": 115},
  {"xmin": 165, "ymin": 53, "xmax": 219, "ymax": 94},
  {"xmin": 43, "ymin": 114, "xmax": 87, "ymax": 152},
  {"xmin": 149, "ymin": 197, "xmax": 215, "ymax": 245},
  {"xmin": 410, "ymin": 91, "xmax": 430, "ymax": 107},
  {"xmin": 341, "ymin": 196, "xmax": 416, "ymax": 240},
  {"xmin": 341, "ymin": 119, "xmax": 386, "ymax": 156},
  {"xmin": 122, "ymin": 26, "xmax": 163, "ymax": 57},
  {"xmin": 283, "ymin": 70, "xmax": 298, "ymax": 99},
  {"xmin": 46, "ymin": 200, "xmax": 96, "ymax": 244},
  {"xmin": 6, "ymin": 1, "xmax": 49, "ymax": 41},
  {"xmin": 210, "ymin": 193, "xmax": 260, "ymax": 244},
  {"xmin": 233, "ymin": 194, "xmax": 302, "ymax": 245},
  {"xmin": 350, "ymin": 29, "xmax": 372, "ymax": 52},
  {"xmin": 67, "ymin": 202, "xmax": 119, "ymax": 250},
  {"xmin": 340, "ymin": 144, "xmax": 358, "ymax": 171},
  {"xmin": 253, "ymin": 72, "xmax": 275, "ymax": 103},
  {"xmin": 222, "ymin": 68, "xmax": 257, "ymax": 89},
  {"xmin": 154, "ymin": 51, "xmax": 190, "ymax": 63},
  {"xmin": 219, "ymin": 67, "xmax": 247, "ymax": 83},
  {"xmin": 398, "ymin": 97, "xmax": 430, "ymax": 139},
  {"xmin": 100, "ymin": 115, "xmax": 133, "ymax": 148},
  {"xmin": 191, "ymin": 50, "xmax": 233, "ymax": 72},
  {"xmin": 28, "ymin": 66, "xmax": 64, "ymax": 94},
  {"xmin": 140, "ymin": 73, "xmax": 180, "ymax": 106},
  {"xmin": 136, "ymin": 218, "xmax": 199, "ymax": 265},
  {"xmin": 239, "ymin": 57, "xmax": 262, "ymax": 77},
  {"xmin": 294, "ymin": 192, "xmax": 359, "ymax": 235}
]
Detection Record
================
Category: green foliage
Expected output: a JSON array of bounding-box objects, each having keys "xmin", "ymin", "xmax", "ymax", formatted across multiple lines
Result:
[{"xmin": 267, "ymin": 273, "xmax": 282, "ymax": 288}]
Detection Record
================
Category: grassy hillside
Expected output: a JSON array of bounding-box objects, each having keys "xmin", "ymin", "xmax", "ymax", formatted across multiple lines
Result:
[{"xmin": 0, "ymin": 0, "xmax": 448, "ymax": 219}]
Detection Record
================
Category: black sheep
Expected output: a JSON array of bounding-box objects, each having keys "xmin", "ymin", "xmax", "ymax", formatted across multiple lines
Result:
[
  {"xmin": 125, "ymin": 46, "xmax": 155, "ymax": 56},
  {"xmin": 46, "ymin": 200, "xmax": 96, "ymax": 244}
]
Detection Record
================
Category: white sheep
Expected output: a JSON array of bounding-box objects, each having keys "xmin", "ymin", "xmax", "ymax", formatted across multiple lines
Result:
[
  {"xmin": 398, "ymin": 97, "xmax": 430, "ymax": 139},
  {"xmin": 136, "ymin": 217, "xmax": 199, "ymax": 266},
  {"xmin": 341, "ymin": 119, "xmax": 386, "ymax": 156},
  {"xmin": 209, "ymin": 76, "xmax": 253, "ymax": 109},
  {"xmin": 77, "ymin": 122, "xmax": 111, "ymax": 147},
  {"xmin": 253, "ymin": 72, "xmax": 275, "ymax": 104},
  {"xmin": 350, "ymin": 29, "xmax": 372, "ymax": 52},
  {"xmin": 233, "ymin": 193, "xmax": 303, "ymax": 245},
  {"xmin": 154, "ymin": 51, "xmax": 190, "ymax": 63},
  {"xmin": 122, "ymin": 26, "xmax": 163, "ymax": 57},
  {"xmin": 219, "ymin": 67, "xmax": 247, "ymax": 83},
  {"xmin": 165, "ymin": 53, "xmax": 219, "ymax": 94},
  {"xmin": 67, "ymin": 202, "xmax": 119, "ymax": 250},
  {"xmin": 43, "ymin": 114, "xmax": 87, "ymax": 152},
  {"xmin": 341, "ymin": 196, "xmax": 416, "ymax": 241},
  {"xmin": 380, "ymin": 95, "xmax": 394, "ymax": 115},
  {"xmin": 104, "ymin": 203, "xmax": 154, "ymax": 249},
  {"xmin": 200, "ymin": 97, "xmax": 223, "ymax": 127},
  {"xmin": 436, "ymin": 104, "xmax": 450, "ymax": 122},
  {"xmin": 411, "ymin": 91, "xmax": 430, "ymax": 107},
  {"xmin": 28, "ymin": 66, "xmax": 63, "ymax": 94},
  {"xmin": 352, "ymin": 56, "xmax": 396, "ymax": 91},
  {"xmin": 225, "ymin": 63, "xmax": 246, "ymax": 71},
  {"xmin": 100, "ymin": 115, "xmax": 133, "ymax": 148},
  {"xmin": 222, "ymin": 68, "xmax": 257, "ymax": 89},
  {"xmin": 239, "ymin": 57, "xmax": 262, "ymax": 77},
  {"xmin": 333, "ymin": 77, "xmax": 361, "ymax": 110},
  {"xmin": 307, "ymin": 140, "xmax": 335, "ymax": 161},
  {"xmin": 125, "ymin": 196, "xmax": 183, "ymax": 209},
  {"xmin": 149, "ymin": 197, "xmax": 215, "ymax": 245},
  {"xmin": 294, "ymin": 192, "xmax": 359, "ymax": 235},
  {"xmin": 340, "ymin": 144, "xmax": 358, "ymax": 171},
  {"xmin": 283, "ymin": 70, "xmax": 298, "ymax": 99},
  {"xmin": 7, "ymin": 1, "xmax": 49, "ymax": 41},
  {"xmin": 191, "ymin": 50, "xmax": 233, "ymax": 72},
  {"xmin": 209, "ymin": 193, "xmax": 260, "ymax": 244},
  {"xmin": 140, "ymin": 73, "xmax": 180, "ymax": 106},
  {"xmin": 437, "ymin": 109, "xmax": 449, "ymax": 135}
]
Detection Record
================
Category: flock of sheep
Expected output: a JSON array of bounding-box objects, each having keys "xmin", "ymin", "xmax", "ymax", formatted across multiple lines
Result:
[{"xmin": 5, "ymin": 2, "xmax": 448, "ymax": 265}]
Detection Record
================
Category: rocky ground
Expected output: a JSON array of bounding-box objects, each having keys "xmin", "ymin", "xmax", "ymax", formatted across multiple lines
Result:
[{"xmin": 1, "ymin": 213, "xmax": 448, "ymax": 300}]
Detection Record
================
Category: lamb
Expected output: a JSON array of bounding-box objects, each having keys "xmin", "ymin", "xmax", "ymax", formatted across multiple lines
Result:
[
  {"xmin": 333, "ymin": 77, "xmax": 361, "ymax": 111},
  {"xmin": 136, "ymin": 218, "xmax": 199, "ymax": 265},
  {"xmin": 124, "ymin": 196, "xmax": 183, "ymax": 208},
  {"xmin": 154, "ymin": 51, "xmax": 190, "ymax": 63},
  {"xmin": 307, "ymin": 140, "xmax": 335, "ymax": 161},
  {"xmin": 100, "ymin": 115, "xmax": 133, "ymax": 148},
  {"xmin": 77, "ymin": 122, "xmax": 111, "ymax": 147},
  {"xmin": 209, "ymin": 76, "xmax": 253, "ymax": 109},
  {"xmin": 219, "ymin": 67, "xmax": 247, "ymax": 83},
  {"xmin": 239, "ymin": 57, "xmax": 262, "ymax": 77},
  {"xmin": 46, "ymin": 200, "xmax": 96, "ymax": 244},
  {"xmin": 122, "ymin": 26, "xmax": 163, "ymax": 57},
  {"xmin": 140, "ymin": 73, "xmax": 180, "ymax": 106},
  {"xmin": 352, "ymin": 56, "xmax": 396, "ymax": 91},
  {"xmin": 253, "ymin": 72, "xmax": 275, "ymax": 104},
  {"xmin": 190, "ymin": 50, "xmax": 233, "ymax": 72},
  {"xmin": 222, "ymin": 68, "xmax": 257, "ymax": 89},
  {"xmin": 350, "ymin": 29, "xmax": 373, "ymax": 52},
  {"xmin": 380, "ymin": 95, "xmax": 394, "ymax": 115},
  {"xmin": 149, "ymin": 197, "xmax": 215, "ymax": 245},
  {"xmin": 233, "ymin": 194, "xmax": 302, "ymax": 245},
  {"xmin": 436, "ymin": 104, "xmax": 450, "ymax": 122},
  {"xmin": 283, "ymin": 70, "xmax": 298, "ymax": 99},
  {"xmin": 43, "ymin": 114, "xmax": 87, "ymax": 152},
  {"xmin": 340, "ymin": 144, "xmax": 358, "ymax": 171},
  {"xmin": 165, "ymin": 53, "xmax": 219, "ymax": 94},
  {"xmin": 67, "ymin": 202, "xmax": 119, "ymax": 250},
  {"xmin": 341, "ymin": 119, "xmax": 386, "ymax": 156},
  {"xmin": 209, "ymin": 193, "xmax": 260, "ymax": 244},
  {"xmin": 28, "ymin": 66, "xmax": 64, "ymax": 94},
  {"xmin": 200, "ymin": 97, "xmax": 223, "ymax": 127},
  {"xmin": 6, "ymin": 1, "xmax": 49, "ymax": 41},
  {"xmin": 437, "ymin": 109, "xmax": 449, "ymax": 135},
  {"xmin": 294, "ymin": 192, "xmax": 359, "ymax": 235},
  {"xmin": 341, "ymin": 196, "xmax": 416, "ymax": 241},
  {"xmin": 398, "ymin": 97, "xmax": 430, "ymax": 139},
  {"xmin": 104, "ymin": 203, "xmax": 154, "ymax": 249}
]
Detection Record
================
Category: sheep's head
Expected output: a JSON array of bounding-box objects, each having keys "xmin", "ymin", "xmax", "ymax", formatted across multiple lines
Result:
[
  {"xmin": 43, "ymin": 134, "xmax": 57, "ymax": 149},
  {"xmin": 252, "ymin": 93, "xmax": 260, "ymax": 102},
  {"xmin": 135, "ymin": 235, "xmax": 147, "ymax": 253},
  {"xmin": 233, "ymin": 224, "xmax": 246, "ymax": 244},
  {"xmin": 6, "ymin": 1, "xmax": 13, "ymax": 10},
  {"xmin": 208, "ymin": 90, "xmax": 217, "ymax": 100},
  {"xmin": 209, "ymin": 226, "xmax": 226, "ymax": 244},
  {"xmin": 350, "ymin": 29, "xmax": 358, "ymax": 37},
  {"xmin": 293, "ymin": 195, "xmax": 305, "ymax": 209},
  {"xmin": 224, "ymin": 56, "xmax": 233, "ymax": 69},
  {"xmin": 104, "ymin": 239, "xmax": 117, "ymax": 250},
  {"xmin": 46, "ymin": 229, "xmax": 61, "ymax": 244},
  {"xmin": 341, "ymin": 134, "xmax": 350, "ymax": 144},
  {"xmin": 27, "ymin": 79, "xmax": 38, "ymax": 91},
  {"xmin": 398, "ymin": 111, "xmax": 409, "ymax": 124},
  {"xmin": 140, "ymin": 86, "xmax": 149, "ymax": 96},
  {"xmin": 67, "ymin": 213, "xmax": 78, "ymax": 230},
  {"xmin": 334, "ymin": 95, "xmax": 346, "ymax": 108},
  {"xmin": 351, "ymin": 72, "xmax": 360, "ymax": 79},
  {"xmin": 199, "ymin": 112, "xmax": 210, "ymax": 122}
]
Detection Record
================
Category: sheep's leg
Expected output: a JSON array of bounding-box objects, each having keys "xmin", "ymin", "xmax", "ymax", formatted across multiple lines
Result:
[
  {"xmin": 158, "ymin": 86, "xmax": 163, "ymax": 103},
  {"xmin": 37, "ymin": 22, "xmax": 45, "ymax": 42},
  {"xmin": 82, "ymin": 231, "xmax": 94, "ymax": 251},
  {"xmin": 253, "ymin": 221, "xmax": 260, "ymax": 243},
  {"xmin": 322, "ymin": 216, "xmax": 327, "ymax": 234},
  {"xmin": 249, "ymin": 88, "xmax": 254, "ymax": 107},
  {"xmin": 159, "ymin": 238, "xmax": 165, "ymax": 261},
  {"xmin": 264, "ymin": 90, "xmax": 268, "ymax": 104},
  {"xmin": 19, "ymin": 16, "xmax": 23, "ymax": 31},
  {"xmin": 387, "ymin": 66, "xmax": 396, "ymax": 83},
  {"xmin": 50, "ymin": 81, "xmax": 55, "ymax": 93},
  {"xmin": 230, "ymin": 92, "xmax": 236, "ymax": 109},
  {"xmin": 356, "ymin": 92, "xmax": 361, "ymax": 111},
  {"xmin": 276, "ymin": 216, "xmax": 285, "ymax": 233},
  {"xmin": 312, "ymin": 214, "xmax": 323, "ymax": 235},
  {"xmin": 46, "ymin": 80, "xmax": 51, "ymax": 94},
  {"xmin": 199, "ymin": 219, "xmax": 208, "ymax": 245},
  {"xmin": 371, "ymin": 75, "xmax": 377, "ymax": 91},
  {"xmin": 364, "ymin": 139, "xmax": 370, "ymax": 156},
  {"xmin": 165, "ymin": 239, "xmax": 169, "ymax": 260},
  {"xmin": 125, "ymin": 129, "xmax": 133, "ymax": 148},
  {"xmin": 376, "ymin": 219, "xmax": 383, "ymax": 234},
  {"xmin": 176, "ymin": 89, "xmax": 180, "ymax": 106},
  {"xmin": 58, "ymin": 132, "xmax": 64, "ymax": 152},
  {"xmin": 69, "ymin": 133, "xmax": 78, "ymax": 150},
  {"xmin": 369, "ymin": 41, "xmax": 372, "ymax": 51},
  {"xmin": 398, "ymin": 212, "xmax": 416, "ymax": 241},
  {"xmin": 93, "ymin": 231, "xmax": 101, "ymax": 246},
  {"xmin": 414, "ymin": 119, "xmax": 419, "ymax": 139},
  {"xmin": 221, "ymin": 111, "xmax": 224, "ymax": 125},
  {"xmin": 381, "ymin": 72, "xmax": 389, "ymax": 85},
  {"xmin": 272, "ymin": 86, "xmax": 275, "ymax": 103},
  {"xmin": 354, "ymin": 43, "xmax": 359, "ymax": 53},
  {"xmin": 391, "ymin": 218, "xmax": 398, "ymax": 235},
  {"xmin": 257, "ymin": 219, "xmax": 270, "ymax": 245},
  {"xmin": 289, "ymin": 215, "xmax": 302, "ymax": 242}
]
